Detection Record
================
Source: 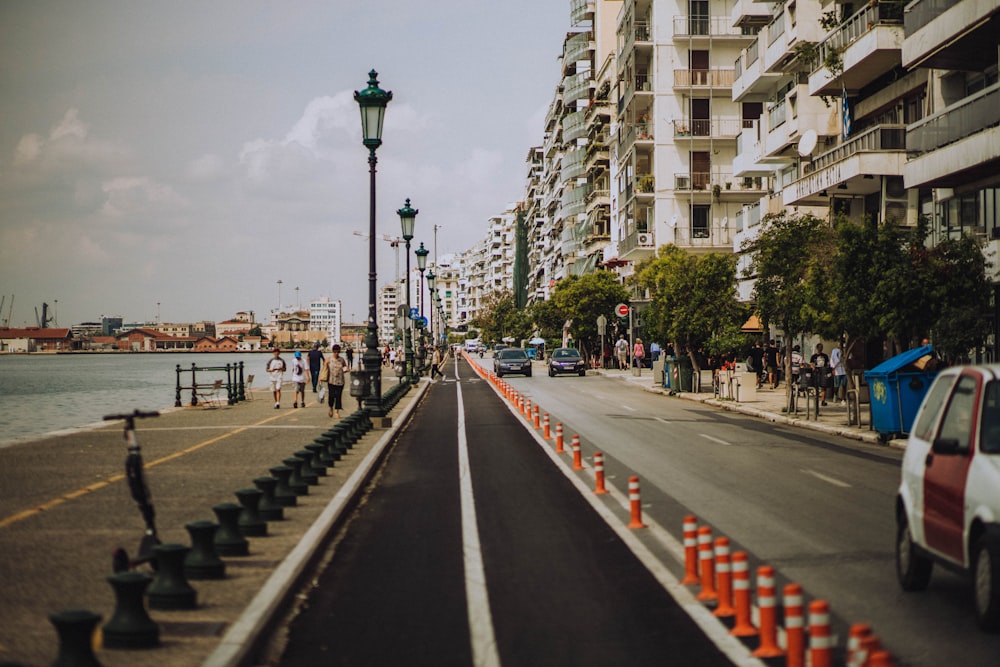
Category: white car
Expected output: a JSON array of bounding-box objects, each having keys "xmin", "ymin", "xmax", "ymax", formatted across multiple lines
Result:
[{"xmin": 896, "ymin": 364, "xmax": 1000, "ymax": 631}]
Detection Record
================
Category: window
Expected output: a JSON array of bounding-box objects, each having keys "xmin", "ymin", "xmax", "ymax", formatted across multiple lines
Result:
[
  {"xmin": 938, "ymin": 375, "xmax": 978, "ymax": 452},
  {"xmin": 981, "ymin": 381, "xmax": 1000, "ymax": 454},
  {"xmin": 689, "ymin": 0, "xmax": 709, "ymax": 35},
  {"xmin": 913, "ymin": 375, "xmax": 956, "ymax": 442},
  {"xmin": 692, "ymin": 204, "xmax": 710, "ymax": 238}
]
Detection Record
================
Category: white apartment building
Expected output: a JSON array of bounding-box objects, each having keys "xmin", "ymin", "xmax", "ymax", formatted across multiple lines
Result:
[
  {"xmin": 308, "ymin": 296, "xmax": 342, "ymax": 345},
  {"xmin": 378, "ymin": 283, "xmax": 399, "ymax": 346}
]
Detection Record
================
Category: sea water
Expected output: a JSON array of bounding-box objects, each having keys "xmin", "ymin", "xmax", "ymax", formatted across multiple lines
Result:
[{"xmin": 0, "ymin": 352, "xmax": 263, "ymax": 447}]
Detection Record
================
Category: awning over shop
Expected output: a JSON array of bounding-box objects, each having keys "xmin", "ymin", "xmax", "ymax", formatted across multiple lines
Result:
[{"xmin": 741, "ymin": 314, "xmax": 764, "ymax": 333}]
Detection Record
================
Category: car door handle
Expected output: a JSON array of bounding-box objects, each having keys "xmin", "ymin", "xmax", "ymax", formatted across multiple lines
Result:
[{"xmin": 925, "ymin": 453, "xmax": 934, "ymax": 467}]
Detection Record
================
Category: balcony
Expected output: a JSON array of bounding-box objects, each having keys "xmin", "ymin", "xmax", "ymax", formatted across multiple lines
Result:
[
  {"xmin": 619, "ymin": 227, "xmax": 656, "ymax": 261},
  {"xmin": 672, "ymin": 117, "xmax": 742, "ymax": 141},
  {"xmin": 731, "ymin": 0, "xmax": 773, "ymax": 29},
  {"xmin": 762, "ymin": 3, "xmax": 825, "ymax": 74},
  {"xmin": 564, "ymin": 70, "xmax": 593, "ymax": 103},
  {"xmin": 570, "ymin": 0, "xmax": 595, "ymax": 24},
  {"xmin": 783, "ymin": 124, "xmax": 906, "ymax": 205},
  {"xmin": 668, "ymin": 222, "xmax": 736, "ymax": 250},
  {"xmin": 903, "ymin": 0, "xmax": 1000, "ymax": 71},
  {"xmin": 734, "ymin": 121, "xmax": 776, "ymax": 177},
  {"xmin": 809, "ymin": 2, "xmax": 905, "ymax": 96},
  {"xmin": 673, "ymin": 68, "xmax": 736, "ymax": 94},
  {"xmin": 618, "ymin": 20, "xmax": 652, "ymax": 61},
  {"xmin": 563, "ymin": 110, "xmax": 587, "ymax": 143},
  {"xmin": 733, "ymin": 33, "xmax": 783, "ymax": 100},
  {"xmin": 905, "ymin": 83, "xmax": 1000, "ymax": 188},
  {"xmin": 675, "ymin": 172, "xmax": 766, "ymax": 195},
  {"xmin": 673, "ymin": 15, "xmax": 756, "ymax": 41},
  {"xmin": 764, "ymin": 84, "xmax": 840, "ymax": 158},
  {"xmin": 562, "ymin": 147, "xmax": 586, "ymax": 180},
  {"xmin": 565, "ymin": 32, "xmax": 594, "ymax": 65}
]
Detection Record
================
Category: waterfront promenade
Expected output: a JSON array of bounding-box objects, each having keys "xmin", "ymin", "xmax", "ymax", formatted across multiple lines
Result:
[{"xmin": 0, "ymin": 376, "xmax": 426, "ymax": 667}]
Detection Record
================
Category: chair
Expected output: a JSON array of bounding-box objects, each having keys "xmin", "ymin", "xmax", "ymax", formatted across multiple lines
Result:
[
  {"xmin": 195, "ymin": 379, "xmax": 223, "ymax": 408},
  {"xmin": 244, "ymin": 374, "xmax": 254, "ymax": 400}
]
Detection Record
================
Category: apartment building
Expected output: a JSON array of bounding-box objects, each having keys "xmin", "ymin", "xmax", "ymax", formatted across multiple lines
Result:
[
  {"xmin": 308, "ymin": 296, "xmax": 342, "ymax": 345},
  {"xmin": 378, "ymin": 283, "xmax": 399, "ymax": 346}
]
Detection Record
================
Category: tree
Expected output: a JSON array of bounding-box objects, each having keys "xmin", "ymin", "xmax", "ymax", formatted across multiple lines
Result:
[
  {"xmin": 635, "ymin": 245, "xmax": 748, "ymax": 373},
  {"xmin": 471, "ymin": 290, "xmax": 529, "ymax": 345},
  {"xmin": 924, "ymin": 234, "xmax": 992, "ymax": 362},
  {"xmin": 742, "ymin": 212, "xmax": 833, "ymax": 402},
  {"xmin": 547, "ymin": 271, "xmax": 630, "ymax": 361}
]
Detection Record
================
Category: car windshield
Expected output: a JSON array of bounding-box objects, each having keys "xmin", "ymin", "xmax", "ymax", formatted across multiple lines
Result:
[
  {"xmin": 499, "ymin": 349, "xmax": 528, "ymax": 360},
  {"xmin": 553, "ymin": 349, "xmax": 579, "ymax": 359}
]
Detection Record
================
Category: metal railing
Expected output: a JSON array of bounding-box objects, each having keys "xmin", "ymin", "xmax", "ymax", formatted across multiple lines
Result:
[
  {"xmin": 812, "ymin": 124, "xmax": 906, "ymax": 171},
  {"xmin": 813, "ymin": 2, "xmax": 905, "ymax": 76},
  {"xmin": 175, "ymin": 361, "xmax": 246, "ymax": 407},
  {"xmin": 907, "ymin": 83, "xmax": 1000, "ymax": 155},
  {"xmin": 674, "ymin": 68, "xmax": 736, "ymax": 87}
]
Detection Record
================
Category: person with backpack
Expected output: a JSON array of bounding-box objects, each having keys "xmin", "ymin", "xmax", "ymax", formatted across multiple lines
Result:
[
  {"xmin": 266, "ymin": 347, "xmax": 287, "ymax": 409},
  {"xmin": 290, "ymin": 350, "xmax": 307, "ymax": 409}
]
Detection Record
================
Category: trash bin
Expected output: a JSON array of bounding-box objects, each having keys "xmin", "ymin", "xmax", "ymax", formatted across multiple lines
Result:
[
  {"xmin": 675, "ymin": 355, "xmax": 694, "ymax": 392},
  {"xmin": 653, "ymin": 358, "xmax": 665, "ymax": 386},
  {"xmin": 663, "ymin": 358, "xmax": 675, "ymax": 389},
  {"xmin": 864, "ymin": 345, "xmax": 938, "ymax": 441}
]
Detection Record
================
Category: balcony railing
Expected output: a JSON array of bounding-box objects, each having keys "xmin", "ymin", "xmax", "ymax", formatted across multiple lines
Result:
[
  {"xmin": 907, "ymin": 83, "xmax": 1000, "ymax": 155},
  {"xmin": 672, "ymin": 224, "xmax": 735, "ymax": 247},
  {"xmin": 675, "ymin": 173, "xmax": 765, "ymax": 192},
  {"xmin": 812, "ymin": 2, "xmax": 905, "ymax": 76},
  {"xmin": 563, "ymin": 70, "xmax": 593, "ymax": 102},
  {"xmin": 673, "ymin": 15, "xmax": 751, "ymax": 38},
  {"xmin": 812, "ymin": 124, "xmax": 906, "ymax": 172},
  {"xmin": 673, "ymin": 118, "xmax": 743, "ymax": 139},
  {"xmin": 565, "ymin": 32, "xmax": 593, "ymax": 64},
  {"xmin": 570, "ymin": 0, "xmax": 594, "ymax": 24},
  {"xmin": 673, "ymin": 68, "xmax": 736, "ymax": 88},
  {"xmin": 903, "ymin": 0, "xmax": 953, "ymax": 33}
]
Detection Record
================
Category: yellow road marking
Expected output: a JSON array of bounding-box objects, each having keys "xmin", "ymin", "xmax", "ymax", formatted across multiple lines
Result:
[{"xmin": 0, "ymin": 413, "xmax": 288, "ymax": 529}]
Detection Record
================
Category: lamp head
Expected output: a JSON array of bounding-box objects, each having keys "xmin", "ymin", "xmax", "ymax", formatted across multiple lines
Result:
[
  {"xmin": 426, "ymin": 269, "xmax": 436, "ymax": 290},
  {"xmin": 354, "ymin": 70, "xmax": 392, "ymax": 150},
  {"xmin": 415, "ymin": 242, "xmax": 429, "ymax": 271},
  {"xmin": 397, "ymin": 198, "xmax": 418, "ymax": 241}
]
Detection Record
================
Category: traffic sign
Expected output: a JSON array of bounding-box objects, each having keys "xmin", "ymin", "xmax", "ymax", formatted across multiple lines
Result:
[
  {"xmin": 615, "ymin": 303, "xmax": 630, "ymax": 318},
  {"xmin": 409, "ymin": 307, "xmax": 419, "ymax": 318}
]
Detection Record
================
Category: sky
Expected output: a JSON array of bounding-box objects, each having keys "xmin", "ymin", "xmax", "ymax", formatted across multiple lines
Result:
[{"xmin": 0, "ymin": 1, "xmax": 571, "ymax": 328}]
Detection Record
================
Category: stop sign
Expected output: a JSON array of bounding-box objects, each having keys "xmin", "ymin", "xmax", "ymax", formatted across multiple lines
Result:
[{"xmin": 616, "ymin": 303, "xmax": 629, "ymax": 317}]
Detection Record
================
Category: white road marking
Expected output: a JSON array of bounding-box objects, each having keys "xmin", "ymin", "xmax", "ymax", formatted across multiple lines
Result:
[
  {"xmin": 699, "ymin": 434, "xmax": 731, "ymax": 446},
  {"xmin": 802, "ymin": 469, "xmax": 851, "ymax": 488},
  {"xmin": 654, "ymin": 417, "xmax": 672, "ymax": 425},
  {"xmin": 621, "ymin": 404, "xmax": 637, "ymax": 412},
  {"xmin": 456, "ymin": 366, "xmax": 502, "ymax": 667}
]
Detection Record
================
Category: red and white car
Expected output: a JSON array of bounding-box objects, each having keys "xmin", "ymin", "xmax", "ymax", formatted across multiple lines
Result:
[{"xmin": 896, "ymin": 364, "xmax": 1000, "ymax": 631}]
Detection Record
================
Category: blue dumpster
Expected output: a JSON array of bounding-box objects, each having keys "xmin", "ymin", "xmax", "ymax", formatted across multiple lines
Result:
[
  {"xmin": 663, "ymin": 357, "xmax": 675, "ymax": 389},
  {"xmin": 863, "ymin": 345, "xmax": 938, "ymax": 441}
]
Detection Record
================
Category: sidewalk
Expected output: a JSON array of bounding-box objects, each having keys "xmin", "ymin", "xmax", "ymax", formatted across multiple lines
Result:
[
  {"xmin": 594, "ymin": 367, "xmax": 907, "ymax": 449},
  {"xmin": 0, "ymin": 376, "xmax": 428, "ymax": 667}
]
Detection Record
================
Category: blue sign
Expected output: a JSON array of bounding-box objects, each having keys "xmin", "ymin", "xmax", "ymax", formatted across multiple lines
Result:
[
  {"xmin": 417, "ymin": 316, "xmax": 428, "ymax": 327},
  {"xmin": 409, "ymin": 307, "xmax": 419, "ymax": 318}
]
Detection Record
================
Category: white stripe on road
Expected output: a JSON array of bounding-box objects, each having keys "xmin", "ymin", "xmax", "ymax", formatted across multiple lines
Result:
[
  {"xmin": 621, "ymin": 404, "xmax": 637, "ymax": 412},
  {"xmin": 456, "ymin": 366, "xmax": 502, "ymax": 667},
  {"xmin": 802, "ymin": 469, "xmax": 851, "ymax": 488},
  {"xmin": 699, "ymin": 434, "xmax": 732, "ymax": 446},
  {"xmin": 654, "ymin": 417, "xmax": 672, "ymax": 425}
]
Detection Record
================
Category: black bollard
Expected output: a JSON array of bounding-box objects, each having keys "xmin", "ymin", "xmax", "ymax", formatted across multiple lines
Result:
[
  {"xmin": 304, "ymin": 443, "xmax": 329, "ymax": 474},
  {"xmin": 281, "ymin": 457, "xmax": 310, "ymax": 495},
  {"xmin": 49, "ymin": 608, "xmax": 102, "ymax": 667},
  {"xmin": 102, "ymin": 571, "xmax": 159, "ymax": 649},
  {"xmin": 234, "ymin": 488, "xmax": 268, "ymax": 537},
  {"xmin": 212, "ymin": 503, "xmax": 249, "ymax": 556},
  {"xmin": 253, "ymin": 476, "xmax": 285, "ymax": 520},
  {"xmin": 147, "ymin": 543, "xmax": 197, "ymax": 610},
  {"xmin": 184, "ymin": 520, "xmax": 226, "ymax": 580},
  {"xmin": 311, "ymin": 436, "xmax": 337, "ymax": 466},
  {"xmin": 293, "ymin": 450, "xmax": 320, "ymax": 484},
  {"xmin": 268, "ymin": 466, "xmax": 298, "ymax": 507}
]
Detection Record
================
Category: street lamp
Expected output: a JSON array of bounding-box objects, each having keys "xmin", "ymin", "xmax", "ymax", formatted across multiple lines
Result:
[
  {"xmin": 426, "ymin": 269, "xmax": 436, "ymax": 349},
  {"xmin": 354, "ymin": 70, "xmax": 392, "ymax": 417},
  {"xmin": 415, "ymin": 242, "xmax": 429, "ymax": 373},
  {"xmin": 397, "ymin": 198, "xmax": 418, "ymax": 383}
]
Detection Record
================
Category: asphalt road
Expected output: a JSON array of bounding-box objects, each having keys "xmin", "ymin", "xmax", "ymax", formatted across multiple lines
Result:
[{"xmin": 278, "ymin": 358, "xmax": 741, "ymax": 667}]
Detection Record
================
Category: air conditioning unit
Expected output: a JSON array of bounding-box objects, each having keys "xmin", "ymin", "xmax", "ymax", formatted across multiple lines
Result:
[
  {"xmin": 637, "ymin": 233, "xmax": 653, "ymax": 246},
  {"xmin": 676, "ymin": 175, "xmax": 691, "ymax": 190}
]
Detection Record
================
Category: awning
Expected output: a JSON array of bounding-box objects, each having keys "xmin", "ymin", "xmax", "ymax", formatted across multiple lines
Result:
[
  {"xmin": 528, "ymin": 337, "xmax": 546, "ymax": 345},
  {"xmin": 741, "ymin": 314, "xmax": 764, "ymax": 333}
]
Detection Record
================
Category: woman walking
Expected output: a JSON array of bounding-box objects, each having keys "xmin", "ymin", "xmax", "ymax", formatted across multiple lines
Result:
[{"xmin": 324, "ymin": 344, "xmax": 350, "ymax": 419}]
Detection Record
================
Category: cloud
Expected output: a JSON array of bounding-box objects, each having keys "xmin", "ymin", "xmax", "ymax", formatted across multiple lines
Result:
[
  {"xmin": 187, "ymin": 153, "xmax": 226, "ymax": 182},
  {"xmin": 12, "ymin": 108, "xmax": 129, "ymax": 174},
  {"xmin": 99, "ymin": 176, "xmax": 187, "ymax": 219}
]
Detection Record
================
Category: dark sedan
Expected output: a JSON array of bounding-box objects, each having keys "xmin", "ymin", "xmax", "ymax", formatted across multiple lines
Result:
[
  {"xmin": 548, "ymin": 347, "xmax": 586, "ymax": 377},
  {"xmin": 494, "ymin": 348, "xmax": 532, "ymax": 377}
]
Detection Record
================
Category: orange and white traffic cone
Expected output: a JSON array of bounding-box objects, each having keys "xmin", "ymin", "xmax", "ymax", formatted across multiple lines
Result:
[
  {"xmin": 783, "ymin": 583, "xmax": 805, "ymax": 667},
  {"xmin": 846, "ymin": 623, "xmax": 872, "ymax": 667},
  {"xmin": 808, "ymin": 599, "xmax": 833, "ymax": 667},
  {"xmin": 681, "ymin": 516, "xmax": 699, "ymax": 585},
  {"xmin": 858, "ymin": 635, "xmax": 882, "ymax": 667},
  {"xmin": 555, "ymin": 423, "xmax": 565, "ymax": 453},
  {"xmin": 696, "ymin": 526, "xmax": 717, "ymax": 601},
  {"xmin": 524, "ymin": 398, "xmax": 531, "ymax": 419},
  {"xmin": 730, "ymin": 551, "xmax": 757, "ymax": 637},
  {"xmin": 867, "ymin": 650, "xmax": 895, "ymax": 667},
  {"xmin": 593, "ymin": 451, "xmax": 608, "ymax": 494},
  {"xmin": 571, "ymin": 435, "xmax": 583, "ymax": 470},
  {"xmin": 627, "ymin": 476, "xmax": 646, "ymax": 529},
  {"xmin": 533, "ymin": 405, "xmax": 540, "ymax": 429},
  {"xmin": 543, "ymin": 413, "xmax": 550, "ymax": 439},
  {"xmin": 752, "ymin": 565, "xmax": 783, "ymax": 658},
  {"xmin": 713, "ymin": 537, "xmax": 735, "ymax": 618}
]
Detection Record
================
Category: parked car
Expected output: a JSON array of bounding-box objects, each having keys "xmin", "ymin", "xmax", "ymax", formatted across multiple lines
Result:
[
  {"xmin": 895, "ymin": 364, "xmax": 1000, "ymax": 631},
  {"xmin": 548, "ymin": 347, "xmax": 586, "ymax": 377},
  {"xmin": 494, "ymin": 348, "xmax": 532, "ymax": 377}
]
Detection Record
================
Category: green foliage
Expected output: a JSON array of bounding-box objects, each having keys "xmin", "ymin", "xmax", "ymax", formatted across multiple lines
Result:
[
  {"xmin": 634, "ymin": 245, "xmax": 748, "ymax": 367},
  {"xmin": 548, "ymin": 271, "xmax": 631, "ymax": 358},
  {"xmin": 470, "ymin": 291, "xmax": 529, "ymax": 344}
]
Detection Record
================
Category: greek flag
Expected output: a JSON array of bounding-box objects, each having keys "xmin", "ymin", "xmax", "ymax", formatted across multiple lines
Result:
[{"xmin": 841, "ymin": 84, "xmax": 851, "ymax": 139}]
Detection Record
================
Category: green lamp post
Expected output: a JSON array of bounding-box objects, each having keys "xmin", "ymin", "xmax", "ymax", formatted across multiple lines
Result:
[
  {"xmin": 414, "ymin": 242, "xmax": 429, "ymax": 373},
  {"xmin": 397, "ymin": 199, "xmax": 418, "ymax": 383},
  {"xmin": 426, "ymin": 269, "xmax": 436, "ymax": 349},
  {"xmin": 354, "ymin": 70, "xmax": 392, "ymax": 416}
]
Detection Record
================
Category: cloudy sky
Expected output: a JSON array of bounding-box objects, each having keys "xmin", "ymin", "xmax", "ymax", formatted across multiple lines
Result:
[{"xmin": 0, "ymin": 1, "xmax": 570, "ymax": 328}]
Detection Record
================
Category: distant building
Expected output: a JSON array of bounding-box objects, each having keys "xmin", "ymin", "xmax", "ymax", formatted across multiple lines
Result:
[
  {"xmin": 308, "ymin": 297, "xmax": 342, "ymax": 344},
  {"xmin": 0, "ymin": 327, "xmax": 75, "ymax": 352}
]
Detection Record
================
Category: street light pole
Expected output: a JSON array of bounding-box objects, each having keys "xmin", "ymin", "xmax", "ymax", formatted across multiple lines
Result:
[
  {"xmin": 426, "ymin": 269, "xmax": 436, "ymax": 350},
  {"xmin": 398, "ymin": 199, "xmax": 418, "ymax": 383},
  {"xmin": 354, "ymin": 70, "xmax": 392, "ymax": 416},
  {"xmin": 415, "ymin": 242, "xmax": 429, "ymax": 374}
]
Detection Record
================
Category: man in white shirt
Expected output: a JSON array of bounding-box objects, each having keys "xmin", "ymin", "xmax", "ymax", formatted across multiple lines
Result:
[{"xmin": 267, "ymin": 348, "xmax": 286, "ymax": 409}]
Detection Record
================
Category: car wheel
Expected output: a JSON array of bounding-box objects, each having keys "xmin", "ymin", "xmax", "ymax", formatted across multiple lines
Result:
[
  {"xmin": 526, "ymin": 369, "xmax": 532, "ymax": 377},
  {"xmin": 496, "ymin": 371, "xmax": 503, "ymax": 378},
  {"xmin": 579, "ymin": 369, "xmax": 586, "ymax": 376},
  {"xmin": 548, "ymin": 368, "xmax": 555, "ymax": 377},
  {"xmin": 896, "ymin": 511, "xmax": 933, "ymax": 591},
  {"xmin": 973, "ymin": 529, "xmax": 1000, "ymax": 632}
]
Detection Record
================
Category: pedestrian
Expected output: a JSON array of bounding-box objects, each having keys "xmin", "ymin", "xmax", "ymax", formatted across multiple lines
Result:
[
  {"xmin": 345, "ymin": 345, "xmax": 354, "ymax": 370},
  {"xmin": 765, "ymin": 339, "xmax": 780, "ymax": 389},
  {"xmin": 266, "ymin": 347, "xmax": 286, "ymax": 409},
  {"xmin": 810, "ymin": 343, "xmax": 831, "ymax": 406},
  {"xmin": 789, "ymin": 345, "xmax": 803, "ymax": 387},
  {"xmin": 633, "ymin": 338, "xmax": 645, "ymax": 371},
  {"xmin": 290, "ymin": 350, "xmax": 307, "ymax": 408},
  {"xmin": 431, "ymin": 346, "xmax": 443, "ymax": 380},
  {"xmin": 748, "ymin": 341, "xmax": 765, "ymax": 389},
  {"xmin": 615, "ymin": 335, "xmax": 629, "ymax": 370},
  {"xmin": 324, "ymin": 344, "xmax": 349, "ymax": 419},
  {"xmin": 831, "ymin": 339, "xmax": 847, "ymax": 403},
  {"xmin": 307, "ymin": 342, "xmax": 325, "ymax": 393}
]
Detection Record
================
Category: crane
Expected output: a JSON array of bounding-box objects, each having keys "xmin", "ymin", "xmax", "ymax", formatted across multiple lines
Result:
[{"xmin": 353, "ymin": 231, "xmax": 402, "ymax": 286}]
